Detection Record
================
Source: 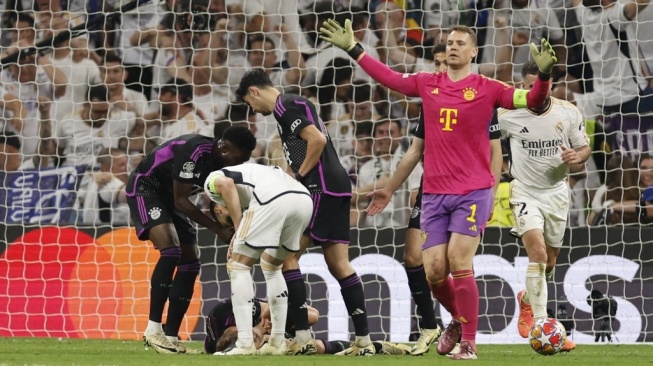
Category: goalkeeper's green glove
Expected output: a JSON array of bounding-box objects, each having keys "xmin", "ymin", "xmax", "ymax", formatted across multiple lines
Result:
[
  {"xmin": 319, "ymin": 18, "xmax": 357, "ymax": 52},
  {"xmin": 530, "ymin": 38, "xmax": 557, "ymax": 75}
]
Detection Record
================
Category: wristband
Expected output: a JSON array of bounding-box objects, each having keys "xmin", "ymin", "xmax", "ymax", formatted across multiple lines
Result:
[
  {"xmin": 537, "ymin": 71, "xmax": 551, "ymax": 81},
  {"xmin": 347, "ymin": 43, "xmax": 365, "ymax": 60},
  {"xmin": 295, "ymin": 172, "xmax": 304, "ymax": 181}
]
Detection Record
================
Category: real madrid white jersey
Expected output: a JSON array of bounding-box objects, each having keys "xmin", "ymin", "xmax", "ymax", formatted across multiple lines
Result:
[{"xmin": 499, "ymin": 97, "xmax": 589, "ymax": 189}]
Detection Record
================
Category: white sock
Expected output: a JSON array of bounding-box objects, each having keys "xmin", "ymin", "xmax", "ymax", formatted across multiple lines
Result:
[
  {"xmin": 355, "ymin": 335, "xmax": 371, "ymax": 347},
  {"xmin": 526, "ymin": 262, "xmax": 548, "ymax": 320},
  {"xmin": 166, "ymin": 335, "xmax": 177, "ymax": 343},
  {"xmin": 294, "ymin": 330, "xmax": 312, "ymax": 344},
  {"xmin": 261, "ymin": 259, "xmax": 288, "ymax": 348},
  {"xmin": 145, "ymin": 320, "xmax": 163, "ymax": 335},
  {"xmin": 228, "ymin": 260, "xmax": 255, "ymax": 349}
]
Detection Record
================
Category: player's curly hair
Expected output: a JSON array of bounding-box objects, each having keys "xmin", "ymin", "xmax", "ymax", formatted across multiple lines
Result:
[
  {"xmin": 235, "ymin": 68, "xmax": 274, "ymax": 103},
  {"xmin": 221, "ymin": 125, "xmax": 257, "ymax": 156}
]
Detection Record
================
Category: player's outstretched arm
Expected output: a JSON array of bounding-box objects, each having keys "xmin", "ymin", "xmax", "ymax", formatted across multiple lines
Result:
[
  {"xmin": 208, "ymin": 176, "xmax": 243, "ymax": 231},
  {"xmin": 319, "ymin": 19, "xmax": 420, "ymax": 97},
  {"xmin": 367, "ymin": 137, "xmax": 424, "ymax": 216}
]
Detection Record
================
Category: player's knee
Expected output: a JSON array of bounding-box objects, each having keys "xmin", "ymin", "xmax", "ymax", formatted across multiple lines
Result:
[
  {"xmin": 403, "ymin": 250, "xmax": 422, "ymax": 267},
  {"xmin": 226, "ymin": 259, "xmax": 251, "ymax": 278},
  {"xmin": 260, "ymin": 258, "xmax": 283, "ymax": 273},
  {"xmin": 326, "ymin": 258, "xmax": 353, "ymax": 279},
  {"xmin": 528, "ymin": 245, "xmax": 548, "ymax": 263}
]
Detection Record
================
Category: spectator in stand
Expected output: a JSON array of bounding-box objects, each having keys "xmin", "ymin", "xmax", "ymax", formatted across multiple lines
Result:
[
  {"xmin": 422, "ymin": 0, "xmax": 477, "ymax": 43},
  {"xmin": 313, "ymin": 58, "xmax": 354, "ymax": 125},
  {"xmin": 355, "ymin": 119, "xmax": 422, "ymax": 228},
  {"xmin": 483, "ymin": 0, "xmax": 566, "ymax": 81},
  {"xmin": 588, "ymin": 154, "xmax": 641, "ymax": 226},
  {"xmin": 11, "ymin": 13, "xmax": 36, "ymax": 45},
  {"xmin": 154, "ymin": 78, "xmax": 209, "ymax": 142},
  {"xmin": 342, "ymin": 121, "xmax": 374, "ymax": 226},
  {"xmin": 100, "ymin": 53, "xmax": 149, "ymax": 118},
  {"xmin": 329, "ymin": 81, "xmax": 381, "ymax": 158},
  {"xmin": 372, "ymin": 0, "xmax": 424, "ymax": 45},
  {"xmin": 52, "ymin": 85, "xmax": 136, "ymax": 169},
  {"xmin": 82, "ymin": 148, "xmax": 130, "ymax": 226},
  {"xmin": 0, "ymin": 131, "xmax": 21, "ymax": 171},
  {"xmin": 639, "ymin": 154, "xmax": 653, "ymax": 188},
  {"xmin": 573, "ymin": 0, "xmax": 652, "ymax": 115},
  {"xmin": 47, "ymin": 15, "xmax": 101, "ymax": 122},
  {"xmin": 0, "ymin": 44, "xmax": 66, "ymax": 161},
  {"xmin": 245, "ymin": 26, "xmax": 307, "ymax": 91}
]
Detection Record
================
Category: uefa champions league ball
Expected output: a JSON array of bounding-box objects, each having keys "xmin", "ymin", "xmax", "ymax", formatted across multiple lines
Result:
[{"xmin": 528, "ymin": 318, "xmax": 567, "ymax": 355}]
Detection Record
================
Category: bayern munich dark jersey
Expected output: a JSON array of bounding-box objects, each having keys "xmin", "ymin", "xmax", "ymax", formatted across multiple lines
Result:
[
  {"xmin": 126, "ymin": 134, "xmax": 221, "ymax": 198},
  {"xmin": 273, "ymin": 94, "xmax": 351, "ymax": 196}
]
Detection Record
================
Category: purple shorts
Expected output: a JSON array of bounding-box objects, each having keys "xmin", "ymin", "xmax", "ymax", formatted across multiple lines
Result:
[{"xmin": 420, "ymin": 188, "xmax": 493, "ymax": 250}]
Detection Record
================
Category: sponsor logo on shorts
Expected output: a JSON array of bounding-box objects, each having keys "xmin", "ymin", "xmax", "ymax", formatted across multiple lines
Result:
[
  {"xmin": 149, "ymin": 207, "xmax": 162, "ymax": 220},
  {"xmin": 519, "ymin": 218, "xmax": 526, "ymax": 227}
]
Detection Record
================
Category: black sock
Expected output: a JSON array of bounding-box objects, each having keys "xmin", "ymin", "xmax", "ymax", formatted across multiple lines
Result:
[
  {"xmin": 405, "ymin": 265, "xmax": 438, "ymax": 329},
  {"xmin": 322, "ymin": 340, "xmax": 350, "ymax": 354},
  {"xmin": 338, "ymin": 273, "xmax": 369, "ymax": 336},
  {"xmin": 372, "ymin": 341, "xmax": 383, "ymax": 353},
  {"xmin": 283, "ymin": 269, "xmax": 310, "ymax": 331},
  {"xmin": 149, "ymin": 246, "xmax": 181, "ymax": 323},
  {"xmin": 164, "ymin": 260, "xmax": 200, "ymax": 337}
]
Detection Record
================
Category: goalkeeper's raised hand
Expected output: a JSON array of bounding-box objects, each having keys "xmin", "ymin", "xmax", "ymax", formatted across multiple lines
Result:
[
  {"xmin": 319, "ymin": 19, "xmax": 356, "ymax": 52},
  {"xmin": 530, "ymin": 38, "xmax": 557, "ymax": 74}
]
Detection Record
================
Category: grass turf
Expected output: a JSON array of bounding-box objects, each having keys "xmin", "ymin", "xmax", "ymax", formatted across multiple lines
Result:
[{"xmin": 0, "ymin": 338, "xmax": 652, "ymax": 365}]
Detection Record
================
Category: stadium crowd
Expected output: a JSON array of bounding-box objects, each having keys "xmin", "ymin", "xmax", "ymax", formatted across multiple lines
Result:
[{"xmin": 0, "ymin": 0, "xmax": 652, "ymax": 228}]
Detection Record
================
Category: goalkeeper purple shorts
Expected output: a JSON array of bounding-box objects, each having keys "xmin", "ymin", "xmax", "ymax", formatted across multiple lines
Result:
[{"xmin": 420, "ymin": 188, "xmax": 493, "ymax": 250}]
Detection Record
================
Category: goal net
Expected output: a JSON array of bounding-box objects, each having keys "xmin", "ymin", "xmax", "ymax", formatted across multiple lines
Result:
[{"xmin": 0, "ymin": 0, "xmax": 652, "ymax": 344}]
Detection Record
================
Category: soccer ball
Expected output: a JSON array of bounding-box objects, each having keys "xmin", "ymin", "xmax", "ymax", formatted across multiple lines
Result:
[{"xmin": 528, "ymin": 318, "xmax": 566, "ymax": 355}]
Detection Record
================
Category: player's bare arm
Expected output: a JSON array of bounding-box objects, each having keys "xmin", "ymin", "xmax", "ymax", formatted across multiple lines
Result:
[
  {"xmin": 561, "ymin": 145, "xmax": 591, "ymax": 165},
  {"xmin": 296, "ymin": 125, "xmax": 327, "ymax": 178},
  {"xmin": 173, "ymin": 180, "xmax": 230, "ymax": 241},
  {"xmin": 208, "ymin": 175, "xmax": 243, "ymax": 230},
  {"xmin": 367, "ymin": 136, "xmax": 424, "ymax": 216}
]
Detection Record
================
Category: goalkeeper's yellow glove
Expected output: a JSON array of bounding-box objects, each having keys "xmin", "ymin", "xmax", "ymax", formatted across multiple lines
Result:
[
  {"xmin": 319, "ymin": 19, "xmax": 356, "ymax": 52},
  {"xmin": 530, "ymin": 38, "xmax": 557, "ymax": 75}
]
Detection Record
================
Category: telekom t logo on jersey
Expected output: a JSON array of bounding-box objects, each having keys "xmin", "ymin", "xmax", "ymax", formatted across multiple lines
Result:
[{"xmin": 439, "ymin": 108, "xmax": 458, "ymax": 131}]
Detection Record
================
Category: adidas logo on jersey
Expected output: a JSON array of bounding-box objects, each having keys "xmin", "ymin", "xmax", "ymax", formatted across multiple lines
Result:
[{"xmin": 520, "ymin": 127, "xmax": 529, "ymax": 133}]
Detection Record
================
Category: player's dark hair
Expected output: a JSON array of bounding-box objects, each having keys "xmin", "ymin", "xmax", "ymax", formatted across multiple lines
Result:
[
  {"xmin": 246, "ymin": 34, "xmax": 276, "ymax": 52},
  {"xmin": 450, "ymin": 25, "xmax": 477, "ymax": 46},
  {"xmin": 317, "ymin": 58, "xmax": 354, "ymax": 122},
  {"xmin": 235, "ymin": 69, "xmax": 274, "ymax": 103},
  {"xmin": 87, "ymin": 84, "xmax": 109, "ymax": 102},
  {"xmin": 432, "ymin": 43, "xmax": 446, "ymax": 56},
  {"xmin": 354, "ymin": 121, "xmax": 374, "ymax": 137},
  {"xmin": 221, "ymin": 125, "xmax": 257, "ymax": 157},
  {"xmin": 521, "ymin": 61, "xmax": 540, "ymax": 78},
  {"xmin": 373, "ymin": 119, "xmax": 401, "ymax": 136}
]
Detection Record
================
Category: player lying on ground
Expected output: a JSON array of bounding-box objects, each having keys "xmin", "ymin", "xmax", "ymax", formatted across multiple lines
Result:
[
  {"xmin": 126, "ymin": 127, "xmax": 256, "ymax": 354},
  {"xmin": 205, "ymin": 162, "xmax": 314, "ymax": 356},
  {"xmin": 203, "ymin": 297, "xmax": 412, "ymax": 356},
  {"xmin": 499, "ymin": 61, "xmax": 590, "ymax": 352},
  {"xmin": 319, "ymin": 18, "xmax": 556, "ymax": 360}
]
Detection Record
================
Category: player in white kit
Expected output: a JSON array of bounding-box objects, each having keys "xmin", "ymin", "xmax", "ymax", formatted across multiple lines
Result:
[
  {"xmin": 204, "ymin": 163, "xmax": 313, "ymax": 356},
  {"xmin": 498, "ymin": 62, "xmax": 591, "ymax": 351}
]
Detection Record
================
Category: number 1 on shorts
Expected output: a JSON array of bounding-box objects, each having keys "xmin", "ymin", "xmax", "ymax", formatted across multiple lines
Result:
[{"xmin": 467, "ymin": 203, "xmax": 477, "ymax": 223}]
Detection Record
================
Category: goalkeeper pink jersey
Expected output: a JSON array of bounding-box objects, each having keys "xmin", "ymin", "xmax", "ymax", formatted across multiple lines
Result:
[{"xmin": 357, "ymin": 54, "xmax": 549, "ymax": 195}]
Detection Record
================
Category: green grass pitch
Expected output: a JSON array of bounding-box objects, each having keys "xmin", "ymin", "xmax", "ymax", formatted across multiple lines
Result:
[{"xmin": 1, "ymin": 338, "xmax": 652, "ymax": 365}]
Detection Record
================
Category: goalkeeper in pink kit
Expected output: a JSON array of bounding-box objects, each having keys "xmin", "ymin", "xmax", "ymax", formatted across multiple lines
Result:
[{"xmin": 320, "ymin": 20, "xmax": 557, "ymax": 360}]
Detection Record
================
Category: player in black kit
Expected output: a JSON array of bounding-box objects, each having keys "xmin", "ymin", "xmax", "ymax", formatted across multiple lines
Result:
[
  {"xmin": 236, "ymin": 69, "xmax": 373, "ymax": 356},
  {"xmin": 126, "ymin": 126, "xmax": 256, "ymax": 354}
]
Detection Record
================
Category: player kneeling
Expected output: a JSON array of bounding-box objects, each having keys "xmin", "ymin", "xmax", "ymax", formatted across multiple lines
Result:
[{"xmin": 205, "ymin": 163, "xmax": 314, "ymax": 356}]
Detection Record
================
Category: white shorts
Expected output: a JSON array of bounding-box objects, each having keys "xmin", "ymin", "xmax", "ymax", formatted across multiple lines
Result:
[
  {"xmin": 509, "ymin": 180, "xmax": 569, "ymax": 248},
  {"xmin": 232, "ymin": 193, "xmax": 313, "ymax": 260}
]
